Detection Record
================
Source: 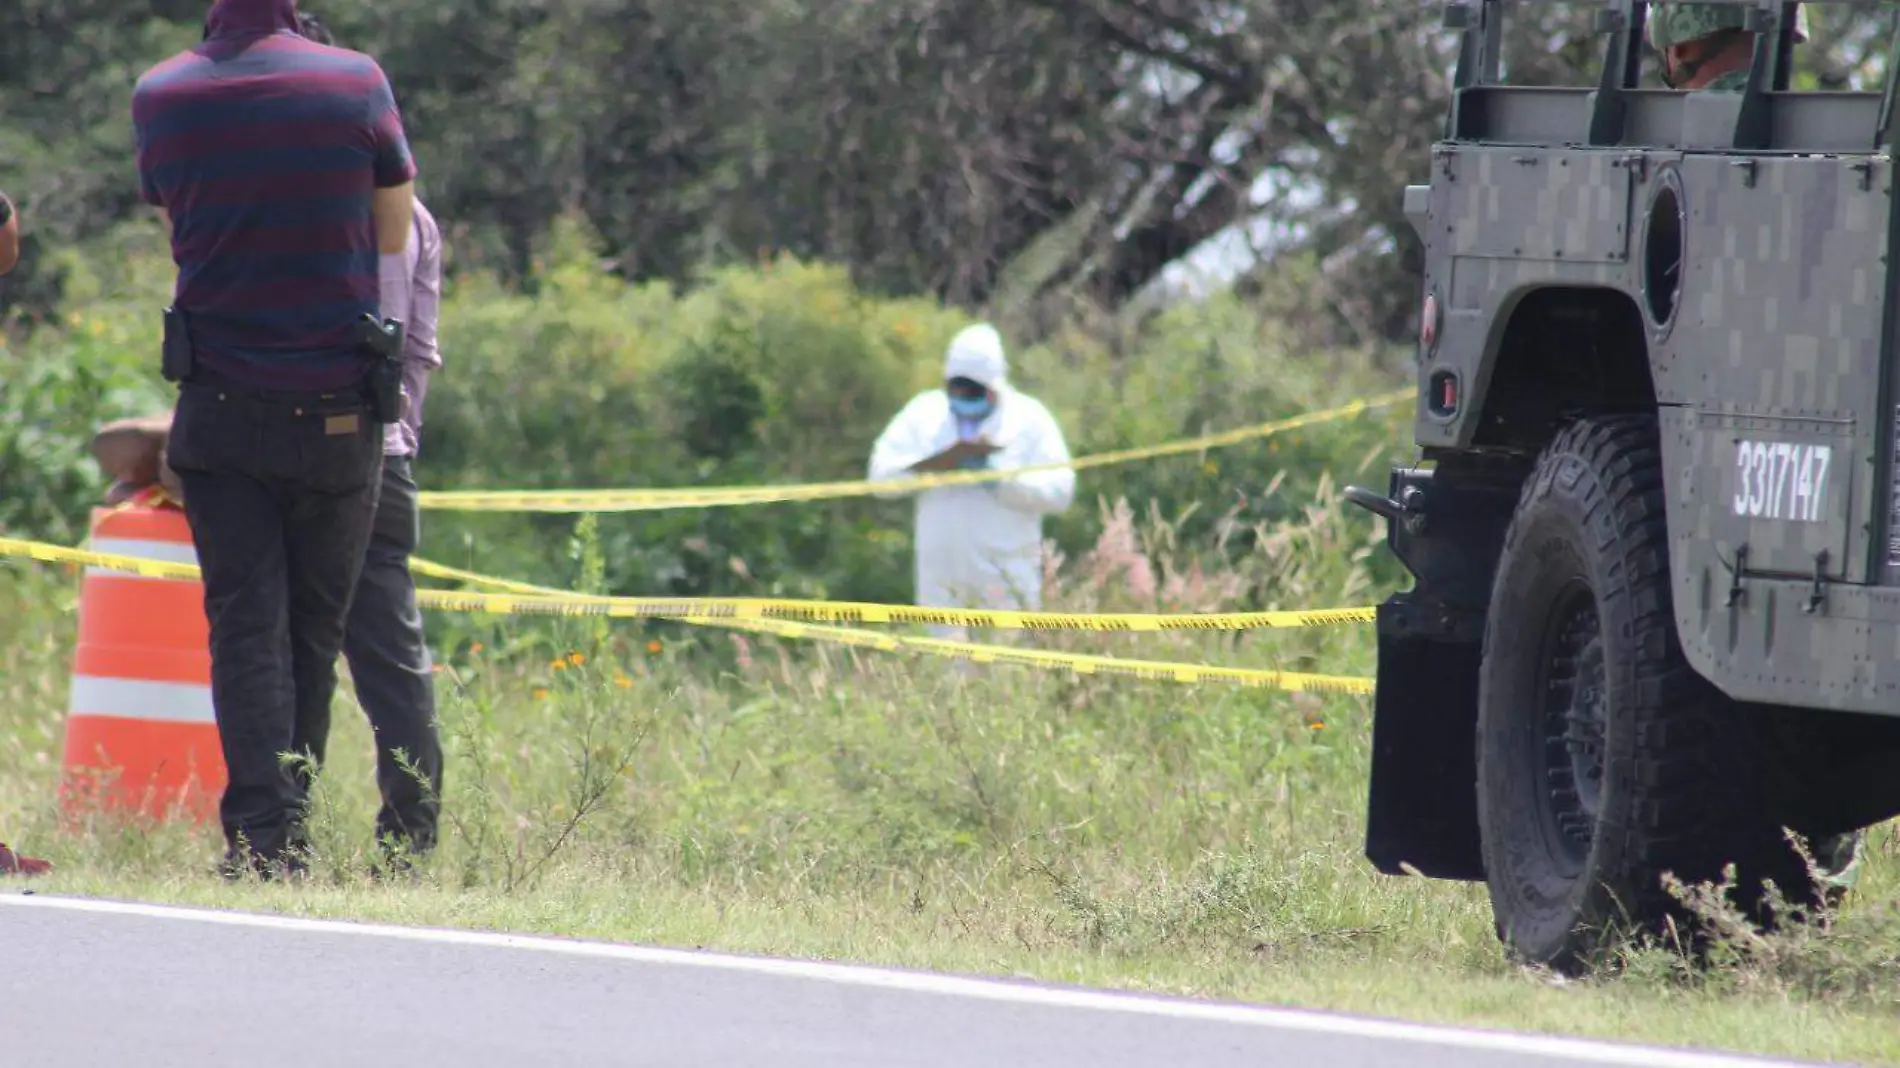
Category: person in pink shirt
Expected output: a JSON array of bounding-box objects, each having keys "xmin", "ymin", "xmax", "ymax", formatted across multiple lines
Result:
[
  {"xmin": 302, "ymin": 11, "xmax": 445, "ymax": 871},
  {"xmin": 340, "ymin": 194, "xmax": 444, "ymax": 870}
]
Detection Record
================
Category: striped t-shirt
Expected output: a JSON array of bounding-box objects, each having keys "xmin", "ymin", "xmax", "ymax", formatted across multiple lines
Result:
[{"xmin": 132, "ymin": 0, "xmax": 418, "ymax": 391}]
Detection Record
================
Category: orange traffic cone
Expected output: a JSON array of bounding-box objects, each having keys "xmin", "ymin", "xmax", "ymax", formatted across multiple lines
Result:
[{"xmin": 60, "ymin": 490, "xmax": 225, "ymax": 824}]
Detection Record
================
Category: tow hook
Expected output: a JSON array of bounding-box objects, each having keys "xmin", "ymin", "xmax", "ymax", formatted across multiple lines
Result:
[{"xmin": 1345, "ymin": 483, "xmax": 1428, "ymax": 536}]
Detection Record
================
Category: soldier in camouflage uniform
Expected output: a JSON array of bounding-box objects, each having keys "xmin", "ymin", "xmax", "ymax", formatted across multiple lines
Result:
[
  {"xmin": 1648, "ymin": 2, "xmax": 1807, "ymax": 91},
  {"xmin": 1648, "ymin": 1, "xmax": 1866, "ymax": 906}
]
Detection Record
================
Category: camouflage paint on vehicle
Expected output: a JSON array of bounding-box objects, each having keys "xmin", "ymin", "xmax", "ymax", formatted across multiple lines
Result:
[{"xmin": 1408, "ymin": 0, "xmax": 1900, "ymax": 716}]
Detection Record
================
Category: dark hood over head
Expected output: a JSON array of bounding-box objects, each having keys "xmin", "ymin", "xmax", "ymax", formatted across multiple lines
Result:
[{"xmin": 204, "ymin": 0, "xmax": 300, "ymax": 39}]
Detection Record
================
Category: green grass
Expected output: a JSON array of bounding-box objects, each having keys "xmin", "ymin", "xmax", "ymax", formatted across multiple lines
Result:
[{"xmin": 4, "ymin": 488, "xmax": 1900, "ymax": 1065}]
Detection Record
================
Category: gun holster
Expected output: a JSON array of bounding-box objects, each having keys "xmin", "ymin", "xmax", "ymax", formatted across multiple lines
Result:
[
  {"xmin": 161, "ymin": 306, "xmax": 195, "ymax": 383},
  {"xmin": 355, "ymin": 313, "xmax": 407, "ymax": 425}
]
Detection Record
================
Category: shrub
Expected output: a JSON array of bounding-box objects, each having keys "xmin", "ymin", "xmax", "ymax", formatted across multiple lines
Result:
[
  {"xmin": 418, "ymin": 216, "xmax": 1410, "ymax": 612},
  {"xmin": 0, "ymin": 219, "xmax": 171, "ymax": 543},
  {"xmin": 2, "ymin": 212, "xmax": 1410, "ymax": 617}
]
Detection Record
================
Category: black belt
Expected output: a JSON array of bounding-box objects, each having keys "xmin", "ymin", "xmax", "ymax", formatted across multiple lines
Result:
[{"xmin": 186, "ymin": 368, "xmax": 370, "ymax": 408}]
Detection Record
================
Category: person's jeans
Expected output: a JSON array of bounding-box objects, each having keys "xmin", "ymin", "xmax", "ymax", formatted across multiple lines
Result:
[
  {"xmin": 342, "ymin": 454, "xmax": 443, "ymax": 856},
  {"xmin": 165, "ymin": 374, "xmax": 383, "ymax": 872}
]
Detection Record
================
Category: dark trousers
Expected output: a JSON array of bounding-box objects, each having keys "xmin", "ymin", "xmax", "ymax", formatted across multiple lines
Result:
[
  {"xmin": 166, "ymin": 377, "xmax": 383, "ymax": 869},
  {"xmin": 341, "ymin": 454, "xmax": 443, "ymax": 855}
]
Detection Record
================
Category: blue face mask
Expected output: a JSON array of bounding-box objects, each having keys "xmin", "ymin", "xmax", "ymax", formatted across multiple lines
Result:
[{"xmin": 948, "ymin": 394, "xmax": 993, "ymax": 420}]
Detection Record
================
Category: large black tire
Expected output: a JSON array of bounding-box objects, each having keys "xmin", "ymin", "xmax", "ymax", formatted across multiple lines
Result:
[{"xmin": 1476, "ymin": 414, "xmax": 1815, "ymax": 973}]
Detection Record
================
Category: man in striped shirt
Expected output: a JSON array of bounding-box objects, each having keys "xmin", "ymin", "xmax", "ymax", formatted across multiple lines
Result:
[{"xmin": 133, "ymin": 0, "xmax": 418, "ymax": 879}]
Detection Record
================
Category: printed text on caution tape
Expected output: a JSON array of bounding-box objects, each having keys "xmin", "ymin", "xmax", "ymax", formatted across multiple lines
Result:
[
  {"xmin": 0, "ymin": 540, "xmax": 1377, "ymax": 694},
  {"xmin": 408, "ymin": 558, "xmax": 1375, "ymax": 696},
  {"xmin": 0, "ymin": 537, "xmax": 1373, "ymax": 633}
]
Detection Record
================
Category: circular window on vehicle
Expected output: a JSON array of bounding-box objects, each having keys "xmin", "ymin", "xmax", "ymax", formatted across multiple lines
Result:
[{"xmin": 1642, "ymin": 173, "xmax": 1686, "ymax": 332}]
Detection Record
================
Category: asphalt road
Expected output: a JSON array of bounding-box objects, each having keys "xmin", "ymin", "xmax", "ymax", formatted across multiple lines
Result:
[{"xmin": 0, "ymin": 893, "xmax": 1838, "ymax": 1068}]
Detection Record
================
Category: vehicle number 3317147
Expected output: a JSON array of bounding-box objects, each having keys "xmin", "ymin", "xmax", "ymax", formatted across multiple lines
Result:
[{"xmin": 1732, "ymin": 440, "xmax": 1831, "ymax": 523}]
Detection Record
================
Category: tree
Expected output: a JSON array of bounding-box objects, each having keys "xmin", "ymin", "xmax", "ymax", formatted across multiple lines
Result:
[{"xmin": 5, "ymin": 0, "xmax": 1892, "ymax": 348}]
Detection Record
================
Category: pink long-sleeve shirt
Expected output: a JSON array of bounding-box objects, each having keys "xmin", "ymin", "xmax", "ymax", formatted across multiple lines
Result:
[{"xmin": 377, "ymin": 197, "xmax": 443, "ymax": 457}]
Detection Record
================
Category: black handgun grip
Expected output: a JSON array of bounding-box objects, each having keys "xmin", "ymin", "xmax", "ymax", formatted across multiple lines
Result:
[
  {"xmin": 357, "ymin": 313, "xmax": 406, "ymax": 424},
  {"xmin": 355, "ymin": 312, "xmax": 403, "ymax": 357}
]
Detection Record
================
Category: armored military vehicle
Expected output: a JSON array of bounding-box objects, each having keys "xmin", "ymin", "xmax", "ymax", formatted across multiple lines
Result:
[{"xmin": 1345, "ymin": 0, "xmax": 1900, "ymax": 972}]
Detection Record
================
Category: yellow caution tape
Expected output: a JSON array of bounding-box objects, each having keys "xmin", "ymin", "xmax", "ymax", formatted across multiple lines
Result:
[
  {"xmin": 414, "ymin": 389, "xmax": 1412, "ymax": 513},
  {"xmin": 0, "ymin": 537, "xmax": 1372, "ymax": 693},
  {"xmin": 408, "ymin": 589, "xmax": 1377, "ymax": 631},
  {"xmin": 0, "ymin": 537, "xmax": 202, "ymax": 580},
  {"xmin": 409, "ymin": 558, "xmax": 1376, "ymax": 696},
  {"xmin": 698, "ymin": 616, "xmax": 1374, "ymax": 694},
  {"xmin": 409, "ymin": 557, "xmax": 562, "ymax": 595},
  {"xmin": 0, "ymin": 537, "xmax": 1376, "ymax": 632}
]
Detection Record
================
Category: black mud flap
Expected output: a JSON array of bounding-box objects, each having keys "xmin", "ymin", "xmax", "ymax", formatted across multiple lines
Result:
[
  {"xmin": 1349, "ymin": 461, "xmax": 1521, "ymax": 884},
  {"xmin": 1364, "ymin": 599, "xmax": 1485, "ymax": 881}
]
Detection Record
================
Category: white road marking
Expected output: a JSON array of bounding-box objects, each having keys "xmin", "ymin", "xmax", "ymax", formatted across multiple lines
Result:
[{"xmin": 0, "ymin": 893, "xmax": 1812, "ymax": 1068}]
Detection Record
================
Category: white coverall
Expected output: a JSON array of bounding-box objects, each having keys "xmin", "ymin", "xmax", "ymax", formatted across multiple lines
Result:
[{"xmin": 868, "ymin": 325, "xmax": 1076, "ymax": 640}]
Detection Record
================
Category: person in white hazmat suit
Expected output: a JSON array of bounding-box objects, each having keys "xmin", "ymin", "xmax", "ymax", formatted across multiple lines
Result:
[{"xmin": 868, "ymin": 323, "xmax": 1077, "ymax": 641}]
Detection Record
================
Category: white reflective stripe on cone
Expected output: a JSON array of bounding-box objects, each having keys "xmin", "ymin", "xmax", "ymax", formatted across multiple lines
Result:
[
  {"xmin": 67, "ymin": 675, "xmax": 216, "ymax": 725},
  {"xmin": 83, "ymin": 537, "xmax": 199, "ymax": 580}
]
